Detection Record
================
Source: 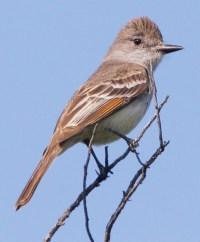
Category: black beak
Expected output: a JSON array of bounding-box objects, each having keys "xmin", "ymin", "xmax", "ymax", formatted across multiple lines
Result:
[{"xmin": 157, "ymin": 44, "xmax": 183, "ymax": 54}]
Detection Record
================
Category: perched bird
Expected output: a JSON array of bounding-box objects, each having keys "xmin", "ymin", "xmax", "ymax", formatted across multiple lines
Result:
[{"xmin": 16, "ymin": 16, "xmax": 183, "ymax": 210}]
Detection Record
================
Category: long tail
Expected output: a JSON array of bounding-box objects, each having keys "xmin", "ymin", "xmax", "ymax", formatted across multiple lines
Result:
[{"xmin": 15, "ymin": 145, "xmax": 60, "ymax": 210}]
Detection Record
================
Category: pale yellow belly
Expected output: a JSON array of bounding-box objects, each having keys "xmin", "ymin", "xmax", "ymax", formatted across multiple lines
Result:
[
  {"xmin": 59, "ymin": 93, "xmax": 152, "ymax": 153},
  {"xmin": 89, "ymin": 93, "xmax": 152, "ymax": 144}
]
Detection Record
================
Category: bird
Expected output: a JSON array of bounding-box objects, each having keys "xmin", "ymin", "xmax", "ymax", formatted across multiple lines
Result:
[{"xmin": 16, "ymin": 16, "xmax": 183, "ymax": 210}]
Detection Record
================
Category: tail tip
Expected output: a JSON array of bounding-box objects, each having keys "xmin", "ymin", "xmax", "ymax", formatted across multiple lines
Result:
[{"xmin": 15, "ymin": 201, "xmax": 23, "ymax": 211}]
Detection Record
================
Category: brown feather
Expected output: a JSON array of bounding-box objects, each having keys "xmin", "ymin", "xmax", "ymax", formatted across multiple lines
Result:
[
  {"xmin": 16, "ymin": 62, "xmax": 150, "ymax": 210},
  {"xmin": 53, "ymin": 62, "xmax": 150, "ymax": 145},
  {"xmin": 15, "ymin": 145, "xmax": 61, "ymax": 210}
]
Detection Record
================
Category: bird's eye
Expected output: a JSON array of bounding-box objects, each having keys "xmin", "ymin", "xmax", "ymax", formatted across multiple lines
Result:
[{"xmin": 133, "ymin": 38, "xmax": 142, "ymax": 45}]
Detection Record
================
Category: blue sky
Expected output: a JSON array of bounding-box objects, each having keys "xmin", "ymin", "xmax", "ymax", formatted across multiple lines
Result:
[{"xmin": 1, "ymin": 1, "xmax": 199, "ymax": 242}]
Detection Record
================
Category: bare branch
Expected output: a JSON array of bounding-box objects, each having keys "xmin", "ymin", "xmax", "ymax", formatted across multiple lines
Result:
[
  {"xmin": 44, "ymin": 96, "xmax": 169, "ymax": 242},
  {"xmin": 104, "ymin": 141, "xmax": 169, "ymax": 242},
  {"xmin": 153, "ymin": 84, "xmax": 164, "ymax": 148},
  {"xmin": 43, "ymin": 147, "xmax": 130, "ymax": 242},
  {"xmin": 104, "ymin": 93, "xmax": 169, "ymax": 242},
  {"xmin": 83, "ymin": 124, "xmax": 98, "ymax": 242},
  {"xmin": 136, "ymin": 95, "xmax": 169, "ymax": 142}
]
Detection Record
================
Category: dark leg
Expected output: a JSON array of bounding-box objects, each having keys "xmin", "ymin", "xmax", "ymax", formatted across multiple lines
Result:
[
  {"xmin": 106, "ymin": 128, "xmax": 138, "ymax": 150},
  {"xmin": 106, "ymin": 128, "xmax": 146, "ymax": 167},
  {"xmin": 84, "ymin": 140, "xmax": 104, "ymax": 171}
]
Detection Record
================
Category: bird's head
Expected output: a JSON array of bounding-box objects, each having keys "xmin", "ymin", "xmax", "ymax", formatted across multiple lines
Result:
[{"xmin": 104, "ymin": 17, "xmax": 183, "ymax": 70}]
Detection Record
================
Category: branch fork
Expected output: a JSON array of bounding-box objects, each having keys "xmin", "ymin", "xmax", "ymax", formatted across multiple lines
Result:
[{"xmin": 44, "ymin": 93, "xmax": 170, "ymax": 242}]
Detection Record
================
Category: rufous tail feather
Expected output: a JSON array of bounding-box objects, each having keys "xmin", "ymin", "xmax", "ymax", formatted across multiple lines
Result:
[{"xmin": 15, "ymin": 146, "xmax": 60, "ymax": 210}]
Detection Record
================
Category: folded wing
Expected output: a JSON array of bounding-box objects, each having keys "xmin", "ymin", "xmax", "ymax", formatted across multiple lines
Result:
[{"xmin": 53, "ymin": 61, "xmax": 150, "ymax": 145}]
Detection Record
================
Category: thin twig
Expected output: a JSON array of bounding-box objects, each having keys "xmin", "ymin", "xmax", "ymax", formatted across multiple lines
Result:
[
  {"xmin": 108, "ymin": 96, "xmax": 169, "ymax": 148},
  {"xmin": 44, "ymin": 96, "xmax": 169, "ymax": 242},
  {"xmin": 153, "ymin": 84, "xmax": 164, "ymax": 148},
  {"xmin": 83, "ymin": 124, "xmax": 98, "ymax": 242},
  {"xmin": 104, "ymin": 141, "xmax": 169, "ymax": 242},
  {"xmin": 133, "ymin": 149, "xmax": 145, "ymax": 166},
  {"xmin": 104, "ymin": 146, "xmax": 109, "ymax": 168},
  {"xmin": 136, "ymin": 95, "xmax": 169, "ymax": 142},
  {"xmin": 104, "ymin": 93, "xmax": 169, "ymax": 242},
  {"xmin": 43, "ymin": 147, "xmax": 130, "ymax": 242}
]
